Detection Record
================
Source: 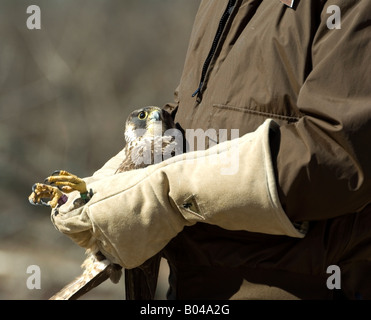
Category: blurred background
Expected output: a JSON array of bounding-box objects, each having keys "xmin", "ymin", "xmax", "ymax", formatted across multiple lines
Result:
[{"xmin": 0, "ymin": 0, "xmax": 200, "ymax": 299}]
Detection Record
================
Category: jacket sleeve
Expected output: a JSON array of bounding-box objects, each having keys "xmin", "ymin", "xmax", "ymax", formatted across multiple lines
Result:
[{"xmin": 276, "ymin": 0, "xmax": 371, "ymax": 221}]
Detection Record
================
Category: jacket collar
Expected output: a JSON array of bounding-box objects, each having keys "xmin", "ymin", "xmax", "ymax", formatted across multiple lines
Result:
[{"xmin": 280, "ymin": 0, "xmax": 294, "ymax": 7}]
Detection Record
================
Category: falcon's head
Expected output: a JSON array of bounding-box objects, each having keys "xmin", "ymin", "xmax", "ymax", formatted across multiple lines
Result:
[{"xmin": 124, "ymin": 106, "xmax": 175, "ymax": 143}]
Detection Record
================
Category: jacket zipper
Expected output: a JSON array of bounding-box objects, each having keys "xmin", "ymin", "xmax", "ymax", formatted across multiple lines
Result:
[{"xmin": 192, "ymin": 0, "xmax": 237, "ymax": 98}]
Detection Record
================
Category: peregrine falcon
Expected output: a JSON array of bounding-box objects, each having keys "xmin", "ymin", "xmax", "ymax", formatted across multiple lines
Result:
[
  {"xmin": 29, "ymin": 106, "xmax": 179, "ymax": 300},
  {"xmin": 116, "ymin": 106, "xmax": 178, "ymax": 300}
]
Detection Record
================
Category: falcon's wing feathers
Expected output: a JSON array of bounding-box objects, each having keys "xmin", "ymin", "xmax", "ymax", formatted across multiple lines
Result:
[{"xmin": 50, "ymin": 255, "xmax": 121, "ymax": 300}]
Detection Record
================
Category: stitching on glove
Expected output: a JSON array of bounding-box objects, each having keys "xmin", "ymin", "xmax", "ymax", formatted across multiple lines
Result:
[{"xmin": 180, "ymin": 194, "xmax": 205, "ymax": 220}]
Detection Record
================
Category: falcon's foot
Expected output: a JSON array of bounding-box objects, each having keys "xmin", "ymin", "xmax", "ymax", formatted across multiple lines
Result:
[
  {"xmin": 28, "ymin": 183, "xmax": 67, "ymax": 208},
  {"xmin": 29, "ymin": 170, "xmax": 88, "ymax": 209},
  {"xmin": 45, "ymin": 170, "xmax": 88, "ymax": 194}
]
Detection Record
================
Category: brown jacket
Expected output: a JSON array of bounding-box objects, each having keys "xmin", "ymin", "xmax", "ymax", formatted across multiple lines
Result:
[
  {"xmin": 163, "ymin": 0, "xmax": 371, "ymax": 299},
  {"xmin": 167, "ymin": 0, "xmax": 371, "ymax": 221}
]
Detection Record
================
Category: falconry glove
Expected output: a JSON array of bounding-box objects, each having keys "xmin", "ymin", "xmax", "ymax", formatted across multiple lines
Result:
[{"xmin": 51, "ymin": 119, "xmax": 305, "ymax": 269}]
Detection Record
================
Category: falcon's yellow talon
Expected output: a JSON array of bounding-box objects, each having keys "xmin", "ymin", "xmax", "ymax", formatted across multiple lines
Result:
[
  {"xmin": 28, "ymin": 183, "xmax": 65, "ymax": 208},
  {"xmin": 29, "ymin": 170, "xmax": 87, "ymax": 210},
  {"xmin": 46, "ymin": 171, "xmax": 87, "ymax": 193}
]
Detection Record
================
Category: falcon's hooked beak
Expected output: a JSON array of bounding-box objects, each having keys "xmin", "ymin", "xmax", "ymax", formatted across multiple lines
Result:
[{"xmin": 148, "ymin": 109, "xmax": 161, "ymax": 122}]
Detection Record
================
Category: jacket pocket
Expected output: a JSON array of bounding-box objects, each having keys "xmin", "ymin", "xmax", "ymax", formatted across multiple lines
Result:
[
  {"xmin": 213, "ymin": 104, "xmax": 300, "ymax": 123},
  {"xmin": 208, "ymin": 103, "xmax": 300, "ymax": 137}
]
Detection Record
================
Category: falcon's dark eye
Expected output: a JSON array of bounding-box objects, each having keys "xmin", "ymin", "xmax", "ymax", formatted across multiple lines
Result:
[{"xmin": 138, "ymin": 111, "xmax": 147, "ymax": 120}]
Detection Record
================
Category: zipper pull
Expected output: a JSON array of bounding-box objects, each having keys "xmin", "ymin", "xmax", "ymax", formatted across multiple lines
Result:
[
  {"xmin": 192, "ymin": 82, "xmax": 203, "ymax": 97},
  {"xmin": 192, "ymin": 88, "xmax": 200, "ymax": 98}
]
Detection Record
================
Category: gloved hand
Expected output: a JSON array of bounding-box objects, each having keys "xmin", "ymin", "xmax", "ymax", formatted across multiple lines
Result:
[{"xmin": 51, "ymin": 119, "xmax": 305, "ymax": 269}]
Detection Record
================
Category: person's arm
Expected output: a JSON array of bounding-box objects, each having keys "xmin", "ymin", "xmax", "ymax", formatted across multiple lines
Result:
[
  {"xmin": 276, "ymin": 0, "xmax": 371, "ymax": 221},
  {"xmin": 50, "ymin": 119, "xmax": 304, "ymax": 269}
]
